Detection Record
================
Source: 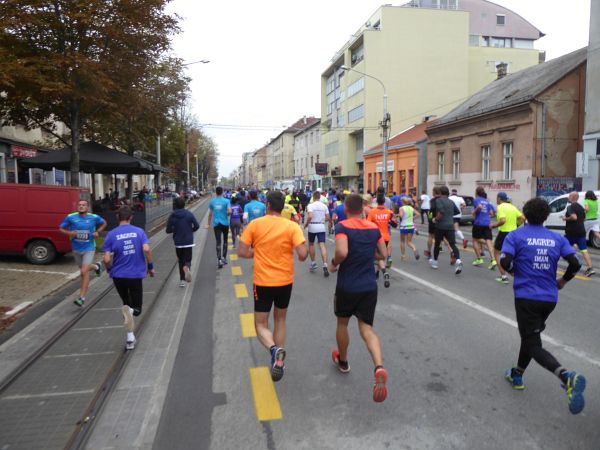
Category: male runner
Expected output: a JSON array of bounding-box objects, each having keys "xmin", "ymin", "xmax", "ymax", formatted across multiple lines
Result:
[
  {"xmin": 563, "ymin": 191, "xmax": 595, "ymax": 277},
  {"xmin": 229, "ymin": 197, "xmax": 243, "ymax": 249},
  {"xmin": 305, "ymin": 190, "xmax": 331, "ymax": 277},
  {"xmin": 500, "ymin": 197, "xmax": 586, "ymax": 414},
  {"xmin": 243, "ymin": 190, "xmax": 266, "ymax": 224},
  {"xmin": 103, "ymin": 206, "xmax": 155, "ymax": 350},
  {"xmin": 419, "ymin": 190, "xmax": 431, "ymax": 225},
  {"xmin": 166, "ymin": 197, "xmax": 199, "ymax": 287},
  {"xmin": 206, "ymin": 186, "xmax": 231, "ymax": 269},
  {"xmin": 449, "ymin": 188, "xmax": 468, "ymax": 248},
  {"xmin": 424, "ymin": 186, "xmax": 440, "ymax": 259},
  {"xmin": 491, "ymin": 192, "xmax": 524, "ymax": 284},
  {"xmin": 367, "ymin": 194, "xmax": 394, "ymax": 288},
  {"xmin": 238, "ymin": 191, "xmax": 307, "ymax": 381},
  {"xmin": 471, "ymin": 186, "xmax": 497, "ymax": 269},
  {"xmin": 430, "ymin": 186, "xmax": 463, "ymax": 274},
  {"xmin": 59, "ymin": 199, "xmax": 107, "ymax": 306},
  {"xmin": 328, "ymin": 194, "xmax": 389, "ymax": 402}
]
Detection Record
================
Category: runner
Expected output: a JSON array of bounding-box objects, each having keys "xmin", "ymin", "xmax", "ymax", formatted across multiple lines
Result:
[
  {"xmin": 332, "ymin": 193, "xmax": 346, "ymax": 227},
  {"xmin": 500, "ymin": 197, "xmax": 586, "ymax": 414},
  {"xmin": 281, "ymin": 201, "xmax": 301, "ymax": 223},
  {"xmin": 424, "ymin": 186, "xmax": 440, "ymax": 259},
  {"xmin": 59, "ymin": 199, "xmax": 107, "ymax": 306},
  {"xmin": 449, "ymin": 188, "xmax": 468, "ymax": 249},
  {"xmin": 230, "ymin": 197, "xmax": 243, "ymax": 249},
  {"xmin": 299, "ymin": 189, "xmax": 309, "ymax": 224},
  {"xmin": 305, "ymin": 190, "xmax": 331, "ymax": 277},
  {"xmin": 328, "ymin": 194, "xmax": 389, "ymax": 402},
  {"xmin": 562, "ymin": 191, "xmax": 595, "ymax": 277},
  {"xmin": 243, "ymin": 190, "xmax": 266, "ymax": 224},
  {"xmin": 206, "ymin": 186, "xmax": 231, "ymax": 269},
  {"xmin": 430, "ymin": 186, "xmax": 463, "ymax": 274},
  {"xmin": 166, "ymin": 197, "xmax": 199, "ymax": 287},
  {"xmin": 419, "ymin": 190, "xmax": 430, "ymax": 225},
  {"xmin": 471, "ymin": 186, "xmax": 497, "ymax": 269},
  {"xmin": 584, "ymin": 190, "xmax": 600, "ymax": 242},
  {"xmin": 237, "ymin": 191, "xmax": 307, "ymax": 382},
  {"xmin": 398, "ymin": 197, "xmax": 420, "ymax": 261},
  {"xmin": 367, "ymin": 194, "xmax": 394, "ymax": 288},
  {"xmin": 491, "ymin": 192, "xmax": 524, "ymax": 284},
  {"xmin": 102, "ymin": 206, "xmax": 155, "ymax": 350},
  {"xmin": 362, "ymin": 193, "xmax": 373, "ymax": 219}
]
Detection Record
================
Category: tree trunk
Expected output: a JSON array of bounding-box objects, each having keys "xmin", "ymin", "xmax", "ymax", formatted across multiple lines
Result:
[{"xmin": 69, "ymin": 104, "xmax": 81, "ymax": 187}]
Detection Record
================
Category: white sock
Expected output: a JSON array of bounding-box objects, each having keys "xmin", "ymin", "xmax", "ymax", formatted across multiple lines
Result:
[
  {"xmin": 129, "ymin": 307, "xmax": 134, "ymax": 315},
  {"xmin": 127, "ymin": 332, "xmax": 135, "ymax": 341},
  {"xmin": 456, "ymin": 259, "xmax": 462, "ymax": 264},
  {"xmin": 456, "ymin": 230, "xmax": 465, "ymax": 240}
]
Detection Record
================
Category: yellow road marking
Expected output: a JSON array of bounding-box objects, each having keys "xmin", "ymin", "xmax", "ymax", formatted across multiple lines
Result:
[
  {"xmin": 556, "ymin": 270, "xmax": 591, "ymax": 282},
  {"xmin": 230, "ymin": 254, "xmax": 238, "ymax": 261},
  {"xmin": 234, "ymin": 283, "xmax": 248, "ymax": 298},
  {"xmin": 249, "ymin": 367, "xmax": 282, "ymax": 421},
  {"xmin": 239, "ymin": 313, "xmax": 256, "ymax": 337},
  {"xmin": 232, "ymin": 266, "xmax": 242, "ymax": 276},
  {"xmin": 229, "ymin": 245, "xmax": 234, "ymax": 250}
]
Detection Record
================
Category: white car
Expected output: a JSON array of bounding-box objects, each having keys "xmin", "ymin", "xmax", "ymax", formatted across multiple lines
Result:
[{"xmin": 545, "ymin": 190, "xmax": 600, "ymax": 248}]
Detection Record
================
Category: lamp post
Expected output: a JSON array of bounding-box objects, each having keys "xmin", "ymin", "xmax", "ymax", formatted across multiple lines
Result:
[{"xmin": 340, "ymin": 65, "xmax": 390, "ymax": 191}]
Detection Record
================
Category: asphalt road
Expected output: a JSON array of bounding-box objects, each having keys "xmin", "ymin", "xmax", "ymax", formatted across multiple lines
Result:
[{"xmin": 152, "ymin": 222, "xmax": 600, "ymax": 450}]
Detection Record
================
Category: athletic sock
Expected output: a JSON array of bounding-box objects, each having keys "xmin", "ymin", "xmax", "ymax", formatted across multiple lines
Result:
[
  {"xmin": 374, "ymin": 365, "xmax": 384, "ymax": 372},
  {"xmin": 555, "ymin": 367, "xmax": 569, "ymax": 384},
  {"xmin": 382, "ymin": 268, "xmax": 387, "ymax": 274},
  {"xmin": 270, "ymin": 345, "xmax": 276, "ymax": 352},
  {"xmin": 127, "ymin": 332, "xmax": 135, "ymax": 341},
  {"xmin": 513, "ymin": 367, "xmax": 524, "ymax": 377}
]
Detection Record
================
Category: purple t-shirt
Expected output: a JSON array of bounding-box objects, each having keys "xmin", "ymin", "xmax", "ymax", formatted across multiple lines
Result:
[
  {"xmin": 473, "ymin": 197, "xmax": 495, "ymax": 227},
  {"xmin": 103, "ymin": 224, "xmax": 150, "ymax": 279},
  {"xmin": 231, "ymin": 204, "xmax": 243, "ymax": 221}
]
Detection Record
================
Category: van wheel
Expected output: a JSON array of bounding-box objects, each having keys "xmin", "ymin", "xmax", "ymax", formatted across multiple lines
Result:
[
  {"xmin": 590, "ymin": 231, "xmax": 600, "ymax": 249},
  {"xmin": 26, "ymin": 240, "xmax": 57, "ymax": 265}
]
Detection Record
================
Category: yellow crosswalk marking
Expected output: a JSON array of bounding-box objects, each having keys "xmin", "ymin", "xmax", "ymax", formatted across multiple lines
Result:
[
  {"xmin": 248, "ymin": 367, "xmax": 282, "ymax": 421},
  {"xmin": 239, "ymin": 313, "xmax": 256, "ymax": 337},
  {"xmin": 234, "ymin": 283, "xmax": 248, "ymax": 298},
  {"xmin": 230, "ymin": 254, "xmax": 238, "ymax": 261},
  {"xmin": 232, "ymin": 266, "xmax": 242, "ymax": 276}
]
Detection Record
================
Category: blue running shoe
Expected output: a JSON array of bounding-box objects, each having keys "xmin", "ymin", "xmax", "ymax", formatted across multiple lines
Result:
[
  {"xmin": 270, "ymin": 347, "xmax": 286, "ymax": 382},
  {"xmin": 504, "ymin": 368, "xmax": 524, "ymax": 390},
  {"xmin": 562, "ymin": 371, "xmax": 586, "ymax": 414}
]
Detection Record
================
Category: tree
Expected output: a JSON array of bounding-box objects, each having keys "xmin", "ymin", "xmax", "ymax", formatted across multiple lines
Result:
[{"xmin": 0, "ymin": 0, "xmax": 179, "ymax": 186}]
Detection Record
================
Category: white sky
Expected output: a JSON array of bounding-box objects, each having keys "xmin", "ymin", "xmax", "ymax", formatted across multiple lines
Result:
[{"xmin": 169, "ymin": 0, "xmax": 591, "ymax": 178}]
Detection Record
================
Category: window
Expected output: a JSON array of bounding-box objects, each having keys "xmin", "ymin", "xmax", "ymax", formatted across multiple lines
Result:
[
  {"xmin": 325, "ymin": 141, "xmax": 339, "ymax": 157},
  {"xmin": 437, "ymin": 152, "xmax": 445, "ymax": 181},
  {"xmin": 351, "ymin": 45, "xmax": 364, "ymax": 66},
  {"xmin": 348, "ymin": 104, "xmax": 364, "ymax": 123},
  {"xmin": 310, "ymin": 156, "xmax": 313, "ymax": 167},
  {"xmin": 503, "ymin": 142, "xmax": 513, "ymax": 180},
  {"xmin": 399, "ymin": 170, "xmax": 406, "ymax": 192},
  {"xmin": 481, "ymin": 146, "xmax": 491, "ymax": 180},
  {"xmin": 491, "ymin": 37, "xmax": 511, "ymax": 48},
  {"xmin": 549, "ymin": 197, "xmax": 568, "ymax": 214},
  {"xmin": 469, "ymin": 35, "xmax": 480, "ymax": 46},
  {"xmin": 452, "ymin": 149, "xmax": 460, "ymax": 180},
  {"xmin": 408, "ymin": 169, "xmax": 415, "ymax": 188},
  {"xmin": 337, "ymin": 110, "xmax": 345, "ymax": 128},
  {"xmin": 355, "ymin": 132, "xmax": 364, "ymax": 152},
  {"xmin": 496, "ymin": 14, "xmax": 505, "ymax": 26},
  {"xmin": 347, "ymin": 77, "xmax": 364, "ymax": 97}
]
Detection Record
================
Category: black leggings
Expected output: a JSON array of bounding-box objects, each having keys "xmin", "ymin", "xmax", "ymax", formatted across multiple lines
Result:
[
  {"xmin": 175, "ymin": 247, "xmax": 193, "ymax": 281},
  {"xmin": 213, "ymin": 224, "xmax": 229, "ymax": 260},
  {"xmin": 112, "ymin": 278, "xmax": 143, "ymax": 316},
  {"xmin": 515, "ymin": 299, "xmax": 561, "ymax": 373},
  {"xmin": 433, "ymin": 229, "xmax": 460, "ymax": 260},
  {"xmin": 230, "ymin": 219, "xmax": 241, "ymax": 245}
]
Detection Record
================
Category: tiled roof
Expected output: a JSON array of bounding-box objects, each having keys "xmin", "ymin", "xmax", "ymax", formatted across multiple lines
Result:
[{"xmin": 364, "ymin": 121, "xmax": 428, "ymax": 156}]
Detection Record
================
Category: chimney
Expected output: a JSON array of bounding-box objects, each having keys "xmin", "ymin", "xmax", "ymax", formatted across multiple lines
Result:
[
  {"xmin": 496, "ymin": 62, "xmax": 508, "ymax": 80},
  {"xmin": 303, "ymin": 115, "xmax": 307, "ymax": 125}
]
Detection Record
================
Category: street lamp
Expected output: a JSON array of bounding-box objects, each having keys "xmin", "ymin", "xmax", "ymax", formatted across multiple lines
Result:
[{"xmin": 340, "ymin": 65, "xmax": 390, "ymax": 191}]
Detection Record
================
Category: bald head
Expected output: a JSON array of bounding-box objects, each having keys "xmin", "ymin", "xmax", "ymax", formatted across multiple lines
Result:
[{"xmin": 568, "ymin": 191, "xmax": 579, "ymax": 202}]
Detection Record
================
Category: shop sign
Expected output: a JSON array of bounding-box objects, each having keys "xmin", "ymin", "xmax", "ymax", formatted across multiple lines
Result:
[
  {"xmin": 11, "ymin": 145, "xmax": 37, "ymax": 158},
  {"xmin": 375, "ymin": 160, "xmax": 395, "ymax": 173},
  {"xmin": 315, "ymin": 163, "xmax": 328, "ymax": 176}
]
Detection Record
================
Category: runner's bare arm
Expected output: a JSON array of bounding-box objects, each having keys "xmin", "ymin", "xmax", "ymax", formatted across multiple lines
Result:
[
  {"xmin": 205, "ymin": 211, "xmax": 213, "ymax": 229},
  {"xmin": 328, "ymin": 237, "xmax": 348, "ymax": 273},
  {"xmin": 143, "ymin": 243, "xmax": 155, "ymax": 277},
  {"xmin": 237, "ymin": 240, "xmax": 253, "ymax": 258},
  {"xmin": 295, "ymin": 243, "xmax": 308, "ymax": 262}
]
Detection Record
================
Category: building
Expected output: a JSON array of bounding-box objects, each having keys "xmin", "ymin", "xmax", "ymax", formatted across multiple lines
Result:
[
  {"xmin": 364, "ymin": 122, "xmax": 428, "ymax": 195},
  {"xmin": 425, "ymin": 47, "xmax": 587, "ymax": 207},
  {"xmin": 251, "ymin": 145, "xmax": 267, "ymax": 188},
  {"xmin": 293, "ymin": 119, "xmax": 322, "ymax": 190},
  {"xmin": 320, "ymin": 0, "xmax": 543, "ymax": 192}
]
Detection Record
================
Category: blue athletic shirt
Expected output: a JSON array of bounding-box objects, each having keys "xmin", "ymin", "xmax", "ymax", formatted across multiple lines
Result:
[
  {"xmin": 103, "ymin": 224, "xmax": 150, "ymax": 279},
  {"xmin": 244, "ymin": 200, "xmax": 266, "ymax": 223},
  {"xmin": 334, "ymin": 218, "xmax": 383, "ymax": 293},
  {"xmin": 501, "ymin": 225, "xmax": 575, "ymax": 303},
  {"xmin": 60, "ymin": 212, "xmax": 106, "ymax": 253},
  {"xmin": 333, "ymin": 203, "xmax": 346, "ymax": 222},
  {"xmin": 472, "ymin": 197, "xmax": 495, "ymax": 227},
  {"xmin": 210, "ymin": 197, "xmax": 231, "ymax": 226},
  {"xmin": 230, "ymin": 203, "xmax": 243, "ymax": 221}
]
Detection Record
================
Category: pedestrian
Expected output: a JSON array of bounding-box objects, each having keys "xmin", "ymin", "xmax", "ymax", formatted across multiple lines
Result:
[
  {"xmin": 59, "ymin": 199, "xmax": 107, "ymax": 306},
  {"xmin": 243, "ymin": 190, "xmax": 266, "ymax": 224},
  {"xmin": 449, "ymin": 188, "xmax": 468, "ymax": 249},
  {"xmin": 490, "ymin": 192, "xmax": 524, "ymax": 284},
  {"xmin": 367, "ymin": 193, "xmax": 394, "ymax": 288},
  {"xmin": 430, "ymin": 186, "xmax": 463, "ymax": 274},
  {"xmin": 471, "ymin": 186, "xmax": 497, "ymax": 269},
  {"xmin": 166, "ymin": 197, "xmax": 200, "ymax": 288},
  {"xmin": 328, "ymin": 194, "xmax": 389, "ymax": 402},
  {"xmin": 305, "ymin": 190, "xmax": 331, "ymax": 277},
  {"xmin": 419, "ymin": 190, "xmax": 430, "ymax": 225},
  {"xmin": 398, "ymin": 197, "xmax": 419, "ymax": 261},
  {"xmin": 206, "ymin": 186, "xmax": 231, "ymax": 269},
  {"xmin": 230, "ymin": 197, "xmax": 243, "ymax": 248},
  {"xmin": 562, "ymin": 191, "xmax": 595, "ymax": 277},
  {"xmin": 103, "ymin": 206, "xmax": 155, "ymax": 350},
  {"xmin": 237, "ymin": 191, "xmax": 308, "ymax": 381},
  {"xmin": 500, "ymin": 197, "xmax": 586, "ymax": 414}
]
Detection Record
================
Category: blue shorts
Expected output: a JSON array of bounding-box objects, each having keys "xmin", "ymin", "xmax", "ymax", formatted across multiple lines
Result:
[
  {"xmin": 308, "ymin": 232, "xmax": 326, "ymax": 244},
  {"xmin": 400, "ymin": 228, "xmax": 415, "ymax": 235},
  {"xmin": 566, "ymin": 235, "xmax": 587, "ymax": 251}
]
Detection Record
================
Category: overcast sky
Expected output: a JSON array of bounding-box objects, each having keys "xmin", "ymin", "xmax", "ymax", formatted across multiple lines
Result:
[{"xmin": 168, "ymin": 0, "xmax": 591, "ymax": 178}]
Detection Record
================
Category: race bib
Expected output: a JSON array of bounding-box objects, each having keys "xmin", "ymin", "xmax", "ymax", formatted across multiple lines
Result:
[{"xmin": 75, "ymin": 231, "xmax": 89, "ymax": 241}]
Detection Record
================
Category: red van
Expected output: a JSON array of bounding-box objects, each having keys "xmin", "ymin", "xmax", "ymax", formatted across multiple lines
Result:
[{"xmin": 0, "ymin": 183, "xmax": 90, "ymax": 264}]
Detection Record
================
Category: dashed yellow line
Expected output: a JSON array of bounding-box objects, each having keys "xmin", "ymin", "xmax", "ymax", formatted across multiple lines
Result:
[
  {"xmin": 249, "ymin": 367, "xmax": 282, "ymax": 421},
  {"xmin": 556, "ymin": 270, "xmax": 592, "ymax": 282},
  {"xmin": 229, "ymin": 245, "xmax": 234, "ymax": 250},
  {"xmin": 232, "ymin": 266, "xmax": 242, "ymax": 276},
  {"xmin": 230, "ymin": 254, "xmax": 238, "ymax": 261},
  {"xmin": 239, "ymin": 313, "xmax": 257, "ymax": 337},
  {"xmin": 234, "ymin": 283, "xmax": 248, "ymax": 298}
]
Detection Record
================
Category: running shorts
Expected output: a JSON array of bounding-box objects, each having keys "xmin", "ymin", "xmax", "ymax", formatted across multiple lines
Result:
[
  {"xmin": 308, "ymin": 231, "xmax": 326, "ymax": 244},
  {"xmin": 494, "ymin": 231, "xmax": 509, "ymax": 251},
  {"xmin": 400, "ymin": 228, "xmax": 415, "ymax": 235},
  {"xmin": 428, "ymin": 221, "xmax": 436, "ymax": 235},
  {"xmin": 453, "ymin": 217, "xmax": 461, "ymax": 224},
  {"xmin": 515, "ymin": 298, "xmax": 556, "ymax": 338},
  {"xmin": 334, "ymin": 289, "xmax": 378, "ymax": 326},
  {"xmin": 566, "ymin": 235, "xmax": 587, "ymax": 251},
  {"xmin": 472, "ymin": 225, "xmax": 492, "ymax": 241},
  {"xmin": 253, "ymin": 284, "xmax": 293, "ymax": 313},
  {"xmin": 73, "ymin": 251, "xmax": 95, "ymax": 267}
]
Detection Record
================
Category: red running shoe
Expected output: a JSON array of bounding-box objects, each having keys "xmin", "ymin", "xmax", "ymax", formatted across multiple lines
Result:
[
  {"xmin": 463, "ymin": 239, "xmax": 468, "ymax": 249},
  {"xmin": 373, "ymin": 366, "xmax": 388, "ymax": 402},
  {"xmin": 331, "ymin": 350, "xmax": 350, "ymax": 373}
]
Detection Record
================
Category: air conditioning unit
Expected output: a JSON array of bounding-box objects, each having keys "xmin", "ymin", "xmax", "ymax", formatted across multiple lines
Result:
[{"xmin": 331, "ymin": 166, "xmax": 342, "ymax": 177}]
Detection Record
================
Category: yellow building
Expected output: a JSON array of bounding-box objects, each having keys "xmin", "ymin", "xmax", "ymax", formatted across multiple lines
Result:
[{"xmin": 320, "ymin": 0, "xmax": 543, "ymax": 191}]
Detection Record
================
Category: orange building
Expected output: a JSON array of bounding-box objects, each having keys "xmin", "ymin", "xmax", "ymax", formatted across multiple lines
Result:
[{"xmin": 363, "ymin": 122, "xmax": 427, "ymax": 195}]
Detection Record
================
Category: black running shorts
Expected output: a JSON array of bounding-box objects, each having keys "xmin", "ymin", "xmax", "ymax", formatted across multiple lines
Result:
[
  {"xmin": 494, "ymin": 231, "xmax": 509, "ymax": 251},
  {"xmin": 514, "ymin": 298, "xmax": 556, "ymax": 338},
  {"xmin": 428, "ymin": 221, "xmax": 436, "ymax": 235},
  {"xmin": 334, "ymin": 289, "xmax": 378, "ymax": 326},
  {"xmin": 472, "ymin": 225, "xmax": 492, "ymax": 240},
  {"xmin": 253, "ymin": 284, "xmax": 293, "ymax": 313}
]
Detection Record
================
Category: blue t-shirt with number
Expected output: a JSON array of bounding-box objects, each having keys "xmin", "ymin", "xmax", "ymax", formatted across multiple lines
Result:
[
  {"xmin": 472, "ymin": 196, "xmax": 495, "ymax": 227},
  {"xmin": 244, "ymin": 200, "xmax": 266, "ymax": 223},
  {"xmin": 210, "ymin": 197, "xmax": 231, "ymax": 226},
  {"xmin": 60, "ymin": 212, "xmax": 106, "ymax": 253},
  {"xmin": 103, "ymin": 224, "xmax": 149, "ymax": 279},
  {"xmin": 501, "ymin": 225, "xmax": 575, "ymax": 303}
]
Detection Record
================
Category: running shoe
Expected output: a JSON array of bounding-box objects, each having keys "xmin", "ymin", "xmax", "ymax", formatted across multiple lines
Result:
[
  {"xmin": 488, "ymin": 260, "xmax": 497, "ymax": 270},
  {"xmin": 463, "ymin": 239, "xmax": 468, "ymax": 249},
  {"xmin": 331, "ymin": 350, "xmax": 350, "ymax": 373},
  {"xmin": 384, "ymin": 272, "xmax": 390, "ymax": 288},
  {"xmin": 74, "ymin": 297, "xmax": 85, "ymax": 307},
  {"xmin": 429, "ymin": 259, "xmax": 439, "ymax": 269},
  {"xmin": 495, "ymin": 276, "xmax": 509, "ymax": 284},
  {"xmin": 584, "ymin": 267, "xmax": 596, "ymax": 277},
  {"xmin": 386, "ymin": 257, "xmax": 392, "ymax": 269},
  {"xmin": 373, "ymin": 367, "xmax": 388, "ymax": 403},
  {"xmin": 323, "ymin": 266, "xmax": 330, "ymax": 278},
  {"xmin": 455, "ymin": 261, "xmax": 463, "ymax": 275},
  {"xmin": 125, "ymin": 339, "xmax": 136, "ymax": 351},
  {"xmin": 309, "ymin": 261, "xmax": 317, "ymax": 273},
  {"xmin": 414, "ymin": 250, "xmax": 420, "ymax": 261},
  {"xmin": 504, "ymin": 368, "xmax": 525, "ymax": 390},
  {"xmin": 271, "ymin": 347, "xmax": 286, "ymax": 382},
  {"xmin": 562, "ymin": 371, "xmax": 586, "ymax": 414},
  {"xmin": 450, "ymin": 255, "xmax": 457, "ymax": 265},
  {"xmin": 217, "ymin": 260, "xmax": 224, "ymax": 269},
  {"xmin": 94, "ymin": 263, "xmax": 102, "ymax": 277},
  {"xmin": 179, "ymin": 281, "xmax": 186, "ymax": 288},
  {"xmin": 121, "ymin": 305, "xmax": 134, "ymax": 332},
  {"xmin": 184, "ymin": 268, "xmax": 192, "ymax": 283},
  {"xmin": 424, "ymin": 250, "xmax": 431, "ymax": 258},
  {"xmin": 472, "ymin": 258, "xmax": 484, "ymax": 266},
  {"xmin": 221, "ymin": 258, "xmax": 228, "ymax": 265}
]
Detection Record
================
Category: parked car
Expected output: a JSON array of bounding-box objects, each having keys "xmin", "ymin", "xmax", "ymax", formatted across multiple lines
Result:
[
  {"xmin": 452, "ymin": 194, "xmax": 475, "ymax": 225},
  {"xmin": 0, "ymin": 183, "xmax": 91, "ymax": 264},
  {"xmin": 545, "ymin": 190, "xmax": 600, "ymax": 248}
]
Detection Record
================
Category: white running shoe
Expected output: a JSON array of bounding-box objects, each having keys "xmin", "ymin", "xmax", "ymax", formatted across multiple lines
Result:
[
  {"xmin": 125, "ymin": 339, "xmax": 136, "ymax": 351},
  {"xmin": 179, "ymin": 281, "xmax": 186, "ymax": 288},
  {"xmin": 184, "ymin": 267, "xmax": 192, "ymax": 283},
  {"xmin": 309, "ymin": 261, "xmax": 317, "ymax": 273},
  {"xmin": 455, "ymin": 260, "xmax": 463, "ymax": 275},
  {"xmin": 429, "ymin": 259, "xmax": 439, "ymax": 269}
]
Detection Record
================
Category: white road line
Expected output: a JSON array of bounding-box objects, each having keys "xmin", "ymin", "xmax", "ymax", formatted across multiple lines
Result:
[
  {"xmin": 43, "ymin": 351, "xmax": 117, "ymax": 359},
  {"xmin": 0, "ymin": 267, "xmax": 73, "ymax": 276},
  {"xmin": 3, "ymin": 302, "xmax": 33, "ymax": 317},
  {"xmin": 391, "ymin": 266, "xmax": 600, "ymax": 368},
  {"xmin": 72, "ymin": 326, "xmax": 123, "ymax": 331},
  {"xmin": 1, "ymin": 389, "xmax": 95, "ymax": 401}
]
